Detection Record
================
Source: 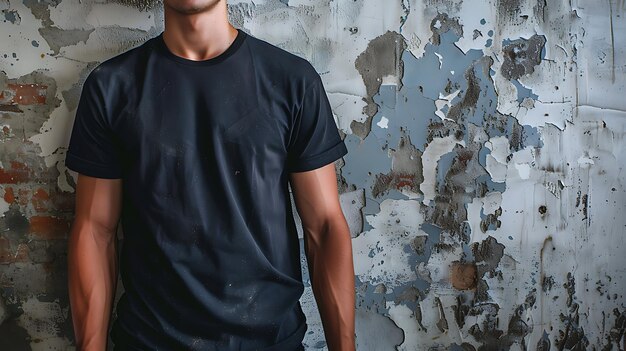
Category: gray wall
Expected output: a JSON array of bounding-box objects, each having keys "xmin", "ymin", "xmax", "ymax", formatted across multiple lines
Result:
[{"xmin": 0, "ymin": 0, "xmax": 624, "ymax": 349}]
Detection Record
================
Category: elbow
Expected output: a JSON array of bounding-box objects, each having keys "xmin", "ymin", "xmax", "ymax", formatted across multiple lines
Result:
[
  {"xmin": 70, "ymin": 217, "xmax": 118, "ymax": 245},
  {"xmin": 303, "ymin": 212, "xmax": 351, "ymax": 250}
]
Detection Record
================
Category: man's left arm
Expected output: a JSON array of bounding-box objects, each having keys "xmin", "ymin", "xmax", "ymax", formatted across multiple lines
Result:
[{"xmin": 289, "ymin": 162, "xmax": 355, "ymax": 351}]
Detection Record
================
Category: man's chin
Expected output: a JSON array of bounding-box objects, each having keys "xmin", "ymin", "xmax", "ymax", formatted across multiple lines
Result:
[{"xmin": 165, "ymin": 0, "xmax": 221, "ymax": 14}]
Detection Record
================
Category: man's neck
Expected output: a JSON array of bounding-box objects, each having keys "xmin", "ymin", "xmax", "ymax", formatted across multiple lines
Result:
[{"xmin": 162, "ymin": 1, "xmax": 237, "ymax": 62}]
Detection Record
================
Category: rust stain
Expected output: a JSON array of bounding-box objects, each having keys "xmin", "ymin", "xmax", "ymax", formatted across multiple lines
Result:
[
  {"xmin": 3, "ymin": 187, "xmax": 16, "ymax": 203},
  {"xmin": 0, "ymin": 161, "xmax": 31, "ymax": 184},
  {"xmin": 0, "ymin": 83, "xmax": 47, "ymax": 105},
  {"xmin": 372, "ymin": 171, "xmax": 422, "ymax": 197},
  {"xmin": 449, "ymin": 261, "xmax": 478, "ymax": 290}
]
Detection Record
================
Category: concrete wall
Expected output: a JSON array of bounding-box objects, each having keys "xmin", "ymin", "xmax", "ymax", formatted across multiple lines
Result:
[{"xmin": 1, "ymin": 0, "xmax": 624, "ymax": 349}]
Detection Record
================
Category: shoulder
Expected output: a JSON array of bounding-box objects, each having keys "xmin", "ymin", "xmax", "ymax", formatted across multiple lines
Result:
[
  {"xmin": 244, "ymin": 32, "xmax": 320, "ymax": 88},
  {"xmin": 85, "ymin": 35, "xmax": 156, "ymax": 90}
]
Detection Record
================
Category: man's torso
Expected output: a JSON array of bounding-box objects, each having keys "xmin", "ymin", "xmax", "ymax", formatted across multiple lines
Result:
[{"xmin": 83, "ymin": 28, "xmax": 317, "ymax": 350}]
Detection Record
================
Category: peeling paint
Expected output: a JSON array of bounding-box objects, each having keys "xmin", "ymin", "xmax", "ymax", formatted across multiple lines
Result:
[
  {"xmin": 1, "ymin": 0, "xmax": 625, "ymax": 349},
  {"xmin": 354, "ymin": 31, "xmax": 407, "ymax": 137},
  {"xmin": 501, "ymin": 34, "xmax": 547, "ymax": 80}
]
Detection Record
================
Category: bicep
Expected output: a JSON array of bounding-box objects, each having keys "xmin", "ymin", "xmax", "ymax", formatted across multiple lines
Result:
[
  {"xmin": 73, "ymin": 173, "xmax": 122, "ymax": 235},
  {"xmin": 289, "ymin": 162, "xmax": 343, "ymax": 233}
]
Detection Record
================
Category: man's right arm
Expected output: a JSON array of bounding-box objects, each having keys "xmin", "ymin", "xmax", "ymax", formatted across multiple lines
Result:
[{"xmin": 67, "ymin": 173, "xmax": 122, "ymax": 350}]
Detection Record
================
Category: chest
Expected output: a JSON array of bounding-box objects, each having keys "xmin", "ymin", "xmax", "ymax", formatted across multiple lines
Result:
[{"xmin": 116, "ymin": 65, "xmax": 289, "ymax": 160}]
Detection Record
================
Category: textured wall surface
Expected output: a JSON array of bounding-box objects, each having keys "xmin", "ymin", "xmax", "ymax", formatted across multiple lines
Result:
[{"xmin": 1, "ymin": 0, "xmax": 625, "ymax": 349}]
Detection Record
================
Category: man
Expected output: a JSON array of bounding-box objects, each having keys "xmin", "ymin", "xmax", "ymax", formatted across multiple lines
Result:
[{"xmin": 65, "ymin": 0, "xmax": 356, "ymax": 350}]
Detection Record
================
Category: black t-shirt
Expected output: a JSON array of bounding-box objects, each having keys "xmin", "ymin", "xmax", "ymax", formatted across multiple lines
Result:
[{"xmin": 65, "ymin": 28, "xmax": 348, "ymax": 350}]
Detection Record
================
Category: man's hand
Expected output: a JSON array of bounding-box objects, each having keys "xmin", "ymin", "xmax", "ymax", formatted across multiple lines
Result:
[
  {"xmin": 289, "ymin": 162, "xmax": 356, "ymax": 351},
  {"xmin": 67, "ymin": 174, "xmax": 122, "ymax": 350}
]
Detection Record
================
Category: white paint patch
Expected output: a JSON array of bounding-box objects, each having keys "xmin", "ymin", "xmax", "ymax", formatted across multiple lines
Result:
[
  {"xmin": 577, "ymin": 153, "xmax": 595, "ymax": 167},
  {"xmin": 571, "ymin": 0, "xmax": 626, "ymax": 112},
  {"xmin": 85, "ymin": 3, "xmax": 154, "ymax": 31},
  {"xmin": 381, "ymin": 73, "xmax": 401, "ymax": 86},
  {"xmin": 376, "ymin": 116, "xmax": 389, "ymax": 129},
  {"xmin": 510, "ymin": 146, "xmax": 536, "ymax": 180},
  {"xmin": 485, "ymin": 136, "xmax": 510, "ymax": 183},
  {"xmin": 49, "ymin": 0, "xmax": 94, "ymax": 30},
  {"xmin": 424, "ymin": 235, "xmax": 465, "ymax": 283},
  {"xmin": 420, "ymin": 135, "xmax": 465, "ymax": 205},
  {"xmin": 401, "ymin": 1, "xmax": 443, "ymax": 59},
  {"xmin": 339, "ymin": 189, "xmax": 366, "ymax": 238},
  {"xmin": 0, "ymin": 1, "xmax": 49, "ymax": 76},
  {"xmin": 434, "ymin": 52, "xmax": 443, "ymax": 69},
  {"xmin": 466, "ymin": 197, "xmax": 486, "ymax": 243},
  {"xmin": 453, "ymin": 1, "xmax": 495, "ymax": 54},
  {"xmin": 386, "ymin": 303, "xmax": 420, "ymax": 350},
  {"xmin": 18, "ymin": 296, "xmax": 72, "ymax": 349},
  {"xmin": 482, "ymin": 191, "xmax": 503, "ymax": 215},
  {"xmin": 327, "ymin": 90, "xmax": 368, "ymax": 131},
  {"xmin": 434, "ymin": 89, "xmax": 461, "ymax": 120},
  {"xmin": 514, "ymin": 163, "xmax": 532, "ymax": 179},
  {"xmin": 352, "ymin": 199, "xmax": 424, "ymax": 286}
]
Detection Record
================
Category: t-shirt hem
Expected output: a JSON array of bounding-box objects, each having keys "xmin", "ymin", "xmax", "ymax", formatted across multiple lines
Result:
[
  {"xmin": 287, "ymin": 140, "xmax": 348, "ymax": 173},
  {"xmin": 111, "ymin": 315, "xmax": 307, "ymax": 351},
  {"xmin": 65, "ymin": 151, "xmax": 123, "ymax": 179}
]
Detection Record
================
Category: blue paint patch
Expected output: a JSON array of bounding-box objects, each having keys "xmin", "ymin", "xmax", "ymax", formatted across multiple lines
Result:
[
  {"xmin": 3, "ymin": 9, "xmax": 20, "ymax": 24},
  {"xmin": 31, "ymin": 40, "xmax": 39, "ymax": 47},
  {"xmin": 475, "ymin": 173, "xmax": 507, "ymax": 193},
  {"xmin": 370, "ymin": 84, "xmax": 399, "ymax": 141},
  {"xmin": 486, "ymin": 39, "xmax": 492, "ymax": 47},
  {"xmin": 343, "ymin": 133, "xmax": 392, "ymax": 189},
  {"xmin": 437, "ymin": 150, "xmax": 457, "ymax": 194},
  {"xmin": 511, "ymin": 79, "xmax": 539, "ymax": 103},
  {"xmin": 440, "ymin": 104, "xmax": 450, "ymax": 115},
  {"xmin": 479, "ymin": 207, "xmax": 488, "ymax": 221},
  {"xmin": 478, "ymin": 144, "xmax": 491, "ymax": 168},
  {"xmin": 488, "ymin": 30, "xmax": 494, "ymax": 37},
  {"xmin": 354, "ymin": 276, "xmax": 390, "ymax": 314}
]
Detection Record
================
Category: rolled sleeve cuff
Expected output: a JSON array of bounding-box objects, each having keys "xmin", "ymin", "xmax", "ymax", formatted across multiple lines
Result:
[
  {"xmin": 65, "ymin": 152, "xmax": 123, "ymax": 179},
  {"xmin": 286, "ymin": 140, "xmax": 348, "ymax": 173}
]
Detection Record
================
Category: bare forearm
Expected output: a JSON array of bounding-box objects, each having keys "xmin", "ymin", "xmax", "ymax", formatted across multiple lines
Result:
[
  {"xmin": 68, "ymin": 222, "xmax": 118, "ymax": 350},
  {"xmin": 305, "ymin": 217, "xmax": 355, "ymax": 351}
]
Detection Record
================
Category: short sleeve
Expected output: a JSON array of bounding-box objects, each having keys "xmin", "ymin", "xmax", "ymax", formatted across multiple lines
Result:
[
  {"xmin": 285, "ymin": 73, "xmax": 348, "ymax": 173},
  {"xmin": 64, "ymin": 69, "xmax": 123, "ymax": 179}
]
